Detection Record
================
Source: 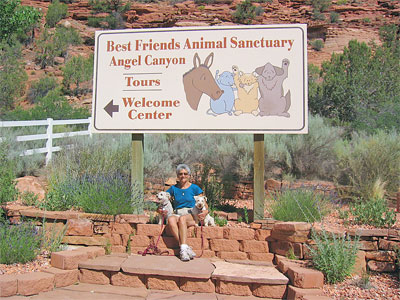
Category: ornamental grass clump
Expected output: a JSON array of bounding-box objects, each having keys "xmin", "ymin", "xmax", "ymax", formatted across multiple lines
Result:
[
  {"xmin": 269, "ymin": 188, "xmax": 329, "ymax": 222},
  {"xmin": 0, "ymin": 221, "xmax": 41, "ymax": 264},
  {"xmin": 308, "ymin": 229, "xmax": 360, "ymax": 284}
]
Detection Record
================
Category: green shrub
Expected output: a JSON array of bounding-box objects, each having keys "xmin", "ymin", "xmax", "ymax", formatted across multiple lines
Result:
[
  {"xmin": 330, "ymin": 12, "xmax": 340, "ymax": 23},
  {"xmin": 0, "ymin": 142, "xmax": 18, "ymax": 204},
  {"xmin": 269, "ymin": 189, "xmax": 329, "ymax": 222},
  {"xmin": 232, "ymin": 0, "xmax": 263, "ymax": 24},
  {"xmin": 46, "ymin": 0, "xmax": 68, "ymax": 28},
  {"xmin": 35, "ymin": 26, "xmax": 82, "ymax": 68},
  {"xmin": 349, "ymin": 197, "xmax": 396, "ymax": 228},
  {"xmin": 335, "ymin": 130, "xmax": 400, "ymax": 198},
  {"xmin": 308, "ymin": 229, "xmax": 359, "ymax": 284},
  {"xmin": 265, "ymin": 114, "xmax": 343, "ymax": 180},
  {"xmin": 88, "ymin": 0, "xmax": 130, "ymax": 29},
  {"xmin": 0, "ymin": 40, "xmax": 27, "ymax": 113},
  {"xmin": 310, "ymin": 39, "xmax": 324, "ymax": 51},
  {"xmin": 310, "ymin": 0, "xmax": 331, "ymax": 12},
  {"xmin": 20, "ymin": 191, "xmax": 39, "ymax": 206},
  {"xmin": 0, "ymin": 0, "xmax": 41, "ymax": 43},
  {"xmin": 27, "ymin": 76, "xmax": 58, "ymax": 104},
  {"xmin": 0, "ymin": 221, "xmax": 41, "ymax": 264},
  {"xmin": 40, "ymin": 220, "xmax": 68, "ymax": 254},
  {"xmin": 40, "ymin": 176, "xmax": 77, "ymax": 211},
  {"xmin": 309, "ymin": 31, "xmax": 400, "ymax": 131},
  {"xmin": 62, "ymin": 55, "xmax": 94, "ymax": 95}
]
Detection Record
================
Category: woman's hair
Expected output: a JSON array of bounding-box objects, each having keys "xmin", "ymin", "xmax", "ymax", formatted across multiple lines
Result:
[{"xmin": 176, "ymin": 164, "xmax": 191, "ymax": 175}]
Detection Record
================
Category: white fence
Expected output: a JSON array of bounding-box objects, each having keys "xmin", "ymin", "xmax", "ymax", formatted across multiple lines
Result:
[{"xmin": 0, "ymin": 118, "xmax": 92, "ymax": 164}]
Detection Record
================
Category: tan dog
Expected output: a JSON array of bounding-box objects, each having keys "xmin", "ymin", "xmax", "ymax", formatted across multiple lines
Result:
[{"xmin": 192, "ymin": 196, "xmax": 215, "ymax": 226}]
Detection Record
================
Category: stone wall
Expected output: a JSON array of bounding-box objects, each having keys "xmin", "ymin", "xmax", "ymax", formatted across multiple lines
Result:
[{"xmin": 3, "ymin": 204, "xmax": 399, "ymax": 274}]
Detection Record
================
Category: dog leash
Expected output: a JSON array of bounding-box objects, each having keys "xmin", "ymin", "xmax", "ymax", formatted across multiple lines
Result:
[
  {"xmin": 197, "ymin": 220, "xmax": 205, "ymax": 258},
  {"xmin": 138, "ymin": 215, "xmax": 169, "ymax": 256}
]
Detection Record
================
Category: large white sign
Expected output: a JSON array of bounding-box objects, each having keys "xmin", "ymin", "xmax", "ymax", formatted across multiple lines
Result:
[{"xmin": 92, "ymin": 25, "xmax": 308, "ymax": 133}]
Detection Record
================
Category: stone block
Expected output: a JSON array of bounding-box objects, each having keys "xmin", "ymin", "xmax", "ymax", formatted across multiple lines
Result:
[
  {"xmin": 62, "ymin": 236, "xmax": 109, "ymax": 246},
  {"xmin": 210, "ymin": 239, "xmax": 240, "ymax": 252},
  {"xmin": 42, "ymin": 267, "xmax": 79, "ymax": 288},
  {"xmin": 110, "ymin": 233, "xmax": 122, "ymax": 246},
  {"xmin": 195, "ymin": 226, "xmax": 224, "ymax": 239},
  {"xmin": 227, "ymin": 212, "xmax": 238, "ymax": 220},
  {"xmin": 358, "ymin": 240, "xmax": 378, "ymax": 251},
  {"xmin": 248, "ymin": 252, "xmax": 274, "ymax": 262},
  {"xmin": 154, "ymin": 236, "xmax": 179, "ymax": 249},
  {"xmin": 136, "ymin": 224, "xmax": 163, "ymax": 236},
  {"xmin": 51, "ymin": 250, "xmax": 89, "ymax": 270},
  {"xmin": 215, "ymin": 280, "xmax": 252, "ymax": 296},
  {"xmin": 271, "ymin": 230, "xmax": 310, "ymax": 243},
  {"xmin": 240, "ymin": 240, "xmax": 269, "ymax": 253},
  {"xmin": 379, "ymin": 239, "xmax": 400, "ymax": 250},
  {"xmin": 270, "ymin": 240, "xmax": 292, "ymax": 256},
  {"xmin": 81, "ymin": 246, "xmax": 106, "ymax": 259},
  {"xmin": 79, "ymin": 269, "xmax": 110, "ymax": 285},
  {"xmin": 111, "ymin": 245, "xmax": 127, "ymax": 253},
  {"xmin": 0, "ymin": 274, "xmax": 17, "ymax": 297},
  {"xmin": 287, "ymin": 266, "xmax": 324, "ymax": 289},
  {"xmin": 17, "ymin": 272, "xmax": 55, "ymax": 296},
  {"xmin": 121, "ymin": 234, "xmax": 130, "ymax": 247},
  {"xmin": 146, "ymin": 275, "xmax": 180, "ymax": 290},
  {"xmin": 367, "ymin": 260, "xmax": 396, "ymax": 272},
  {"xmin": 351, "ymin": 251, "xmax": 366, "ymax": 276},
  {"xmin": 110, "ymin": 272, "xmax": 146, "ymax": 288},
  {"xmin": 252, "ymin": 283, "xmax": 287, "ymax": 298},
  {"xmin": 115, "ymin": 214, "xmax": 149, "ymax": 224},
  {"xmin": 66, "ymin": 218, "xmax": 93, "ymax": 236},
  {"xmin": 130, "ymin": 235, "xmax": 151, "ymax": 247},
  {"xmin": 348, "ymin": 228, "xmax": 388, "ymax": 237},
  {"xmin": 217, "ymin": 251, "xmax": 248, "ymax": 260},
  {"xmin": 112, "ymin": 223, "xmax": 134, "ymax": 235},
  {"xmin": 193, "ymin": 249, "xmax": 215, "ymax": 258},
  {"xmin": 273, "ymin": 222, "xmax": 311, "ymax": 232},
  {"xmin": 223, "ymin": 228, "xmax": 255, "ymax": 240},
  {"xmin": 255, "ymin": 229, "xmax": 271, "ymax": 241},
  {"xmin": 180, "ymin": 278, "xmax": 215, "ymax": 293},
  {"xmin": 187, "ymin": 237, "xmax": 209, "ymax": 250},
  {"xmin": 94, "ymin": 223, "xmax": 109, "ymax": 234},
  {"xmin": 287, "ymin": 285, "xmax": 324, "ymax": 300},
  {"xmin": 365, "ymin": 251, "xmax": 396, "ymax": 262}
]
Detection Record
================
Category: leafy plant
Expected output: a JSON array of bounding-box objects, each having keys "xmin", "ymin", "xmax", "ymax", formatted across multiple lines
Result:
[
  {"xmin": 330, "ymin": 12, "xmax": 340, "ymax": 23},
  {"xmin": 27, "ymin": 76, "xmax": 58, "ymax": 104},
  {"xmin": 232, "ymin": 0, "xmax": 263, "ymax": 25},
  {"xmin": 349, "ymin": 197, "xmax": 396, "ymax": 228},
  {"xmin": 0, "ymin": 141, "xmax": 18, "ymax": 204},
  {"xmin": 335, "ymin": 130, "xmax": 400, "ymax": 198},
  {"xmin": 46, "ymin": 0, "xmax": 68, "ymax": 28},
  {"xmin": 214, "ymin": 214, "xmax": 228, "ymax": 227},
  {"xmin": 269, "ymin": 189, "xmax": 329, "ymax": 222},
  {"xmin": 62, "ymin": 55, "xmax": 94, "ymax": 95},
  {"xmin": 0, "ymin": 221, "xmax": 41, "ymax": 264},
  {"xmin": 0, "ymin": 0, "xmax": 41, "ymax": 43},
  {"xmin": 20, "ymin": 191, "xmax": 39, "ymax": 206},
  {"xmin": 310, "ymin": 39, "xmax": 324, "ymax": 51},
  {"xmin": 40, "ymin": 220, "xmax": 68, "ymax": 254},
  {"xmin": 88, "ymin": 0, "xmax": 131, "ymax": 29},
  {"xmin": 243, "ymin": 206, "xmax": 249, "ymax": 224},
  {"xmin": 0, "ymin": 40, "xmax": 27, "ymax": 113},
  {"xmin": 308, "ymin": 229, "xmax": 359, "ymax": 284}
]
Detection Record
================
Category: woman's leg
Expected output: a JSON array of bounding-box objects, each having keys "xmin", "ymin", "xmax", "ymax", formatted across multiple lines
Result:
[
  {"xmin": 167, "ymin": 216, "xmax": 180, "ymax": 243},
  {"xmin": 178, "ymin": 214, "xmax": 196, "ymax": 246}
]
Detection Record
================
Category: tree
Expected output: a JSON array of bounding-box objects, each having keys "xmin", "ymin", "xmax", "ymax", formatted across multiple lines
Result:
[
  {"xmin": 62, "ymin": 55, "xmax": 94, "ymax": 95},
  {"xmin": 309, "ymin": 30, "xmax": 400, "ymax": 132},
  {"xmin": 0, "ymin": 40, "xmax": 27, "ymax": 114},
  {"xmin": 0, "ymin": 0, "xmax": 41, "ymax": 44},
  {"xmin": 46, "ymin": 0, "xmax": 68, "ymax": 28},
  {"xmin": 88, "ymin": 0, "xmax": 131, "ymax": 29}
]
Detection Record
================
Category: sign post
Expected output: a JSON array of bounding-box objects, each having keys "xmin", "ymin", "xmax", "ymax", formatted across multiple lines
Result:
[{"xmin": 91, "ymin": 25, "xmax": 308, "ymax": 219}]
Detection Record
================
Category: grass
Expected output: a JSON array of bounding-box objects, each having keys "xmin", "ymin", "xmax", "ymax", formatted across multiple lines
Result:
[{"xmin": 269, "ymin": 188, "xmax": 330, "ymax": 222}]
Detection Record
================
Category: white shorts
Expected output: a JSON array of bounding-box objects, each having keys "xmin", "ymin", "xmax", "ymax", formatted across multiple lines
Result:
[{"xmin": 166, "ymin": 207, "xmax": 193, "ymax": 224}]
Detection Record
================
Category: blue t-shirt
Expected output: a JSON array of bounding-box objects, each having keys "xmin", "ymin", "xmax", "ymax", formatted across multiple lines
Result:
[{"xmin": 166, "ymin": 183, "xmax": 203, "ymax": 209}]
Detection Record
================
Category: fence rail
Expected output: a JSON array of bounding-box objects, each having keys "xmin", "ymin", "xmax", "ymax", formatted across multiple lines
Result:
[{"xmin": 0, "ymin": 118, "xmax": 92, "ymax": 164}]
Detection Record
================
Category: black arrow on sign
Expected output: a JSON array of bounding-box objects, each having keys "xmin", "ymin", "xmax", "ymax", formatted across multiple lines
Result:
[{"xmin": 104, "ymin": 100, "xmax": 119, "ymax": 118}]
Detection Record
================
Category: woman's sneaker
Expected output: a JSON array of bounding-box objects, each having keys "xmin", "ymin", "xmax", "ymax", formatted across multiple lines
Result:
[
  {"xmin": 187, "ymin": 246, "xmax": 196, "ymax": 259},
  {"xmin": 180, "ymin": 248, "xmax": 190, "ymax": 261}
]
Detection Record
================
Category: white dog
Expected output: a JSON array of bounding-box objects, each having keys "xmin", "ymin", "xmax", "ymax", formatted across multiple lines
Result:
[
  {"xmin": 156, "ymin": 191, "xmax": 174, "ymax": 224},
  {"xmin": 192, "ymin": 196, "xmax": 215, "ymax": 226}
]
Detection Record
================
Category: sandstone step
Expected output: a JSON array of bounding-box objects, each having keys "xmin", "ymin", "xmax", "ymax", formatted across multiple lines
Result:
[
  {"xmin": 212, "ymin": 260, "xmax": 288, "ymax": 285},
  {"xmin": 121, "ymin": 255, "xmax": 215, "ymax": 279},
  {"xmin": 79, "ymin": 254, "xmax": 128, "ymax": 271}
]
